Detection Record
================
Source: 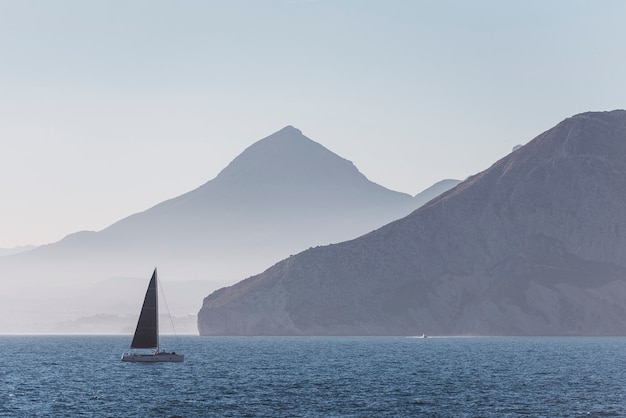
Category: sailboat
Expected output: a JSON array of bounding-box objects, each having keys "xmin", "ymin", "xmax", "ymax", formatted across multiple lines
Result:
[{"xmin": 121, "ymin": 268, "xmax": 184, "ymax": 363}]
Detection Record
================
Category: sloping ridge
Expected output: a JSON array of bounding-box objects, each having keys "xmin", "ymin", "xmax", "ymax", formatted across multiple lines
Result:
[
  {"xmin": 2, "ymin": 126, "xmax": 415, "ymax": 285},
  {"xmin": 198, "ymin": 110, "xmax": 626, "ymax": 336},
  {"xmin": 212, "ymin": 125, "xmax": 394, "ymax": 197},
  {"xmin": 412, "ymin": 179, "xmax": 461, "ymax": 207},
  {"xmin": 143, "ymin": 125, "xmax": 411, "ymax": 217}
]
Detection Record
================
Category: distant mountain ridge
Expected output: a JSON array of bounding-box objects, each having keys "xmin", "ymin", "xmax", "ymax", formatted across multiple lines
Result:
[
  {"xmin": 198, "ymin": 110, "xmax": 626, "ymax": 336},
  {"xmin": 0, "ymin": 125, "xmax": 455, "ymax": 333},
  {"xmin": 11, "ymin": 126, "xmax": 415, "ymax": 267},
  {"xmin": 412, "ymin": 179, "xmax": 461, "ymax": 207},
  {"xmin": 0, "ymin": 245, "xmax": 36, "ymax": 257},
  {"xmin": 26, "ymin": 126, "xmax": 419, "ymax": 274},
  {"xmin": 117, "ymin": 126, "xmax": 413, "ymax": 226}
]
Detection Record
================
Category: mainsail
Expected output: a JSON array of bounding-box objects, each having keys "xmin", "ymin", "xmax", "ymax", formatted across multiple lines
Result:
[{"xmin": 130, "ymin": 268, "xmax": 159, "ymax": 349}]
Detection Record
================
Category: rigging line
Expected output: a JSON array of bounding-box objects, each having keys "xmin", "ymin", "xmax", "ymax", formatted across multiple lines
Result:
[{"xmin": 157, "ymin": 273, "xmax": 178, "ymax": 339}]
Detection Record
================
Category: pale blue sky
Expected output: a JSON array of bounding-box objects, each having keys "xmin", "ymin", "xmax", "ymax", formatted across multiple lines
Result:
[{"xmin": 1, "ymin": 0, "xmax": 625, "ymax": 247}]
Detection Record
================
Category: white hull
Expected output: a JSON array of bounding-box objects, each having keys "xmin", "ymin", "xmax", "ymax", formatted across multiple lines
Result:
[{"xmin": 121, "ymin": 352, "xmax": 184, "ymax": 363}]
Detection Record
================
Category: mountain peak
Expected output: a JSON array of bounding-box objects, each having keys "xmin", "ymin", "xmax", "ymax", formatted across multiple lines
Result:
[
  {"xmin": 275, "ymin": 125, "xmax": 302, "ymax": 135},
  {"xmin": 213, "ymin": 126, "xmax": 367, "ymax": 194},
  {"xmin": 155, "ymin": 125, "xmax": 411, "ymax": 216},
  {"xmin": 571, "ymin": 109, "xmax": 625, "ymax": 120}
]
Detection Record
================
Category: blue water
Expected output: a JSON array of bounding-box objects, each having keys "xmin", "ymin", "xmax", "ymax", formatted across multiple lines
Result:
[{"xmin": 1, "ymin": 336, "xmax": 626, "ymax": 417}]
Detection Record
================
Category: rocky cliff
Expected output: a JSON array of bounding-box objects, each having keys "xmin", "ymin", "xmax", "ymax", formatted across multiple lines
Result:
[{"xmin": 198, "ymin": 110, "xmax": 626, "ymax": 336}]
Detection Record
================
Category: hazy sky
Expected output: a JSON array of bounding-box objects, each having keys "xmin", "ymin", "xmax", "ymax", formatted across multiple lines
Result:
[{"xmin": 1, "ymin": 0, "xmax": 624, "ymax": 248}]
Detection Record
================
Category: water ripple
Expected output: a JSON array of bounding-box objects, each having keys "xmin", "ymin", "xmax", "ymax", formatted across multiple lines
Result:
[{"xmin": 1, "ymin": 336, "xmax": 626, "ymax": 417}]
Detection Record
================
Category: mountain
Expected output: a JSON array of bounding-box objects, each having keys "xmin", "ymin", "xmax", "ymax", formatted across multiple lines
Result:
[
  {"xmin": 0, "ymin": 245, "xmax": 36, "ymax": 257},
  {"xmin": 0, "ymin": 126, "xmax": 445, "ymax": 333},
  {"xmin": 7, "ymin": 126, "xmax": 416, "ymax": 282},
  {"xmin": 413, "ymin": 179, "xmax": 461, "ymax": 207},
  {"xmin": 198, "ymin": 110, "xmax": 626, "ymax": 336}
]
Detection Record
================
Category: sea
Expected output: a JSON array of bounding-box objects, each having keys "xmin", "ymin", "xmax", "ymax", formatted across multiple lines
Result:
[{"xmin": 1, "ymin": 336, "xmax": 626, "ymax": 417}]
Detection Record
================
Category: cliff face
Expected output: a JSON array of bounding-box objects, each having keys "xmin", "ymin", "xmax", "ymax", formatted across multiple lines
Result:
[{"xmin": 198, "ymin": 110, "xmax": 626, "ymax": 336}]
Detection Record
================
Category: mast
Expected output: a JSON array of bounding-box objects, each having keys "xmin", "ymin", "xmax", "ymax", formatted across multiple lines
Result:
[{"xmin": 155, "ymin": 268, "xmax": 159, "ymax": 352}]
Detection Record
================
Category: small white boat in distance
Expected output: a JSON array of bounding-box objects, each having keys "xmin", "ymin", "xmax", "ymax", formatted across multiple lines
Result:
[{"xmin": 121, "ymin": 268, "xmax": 184, "ymax": 363}]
